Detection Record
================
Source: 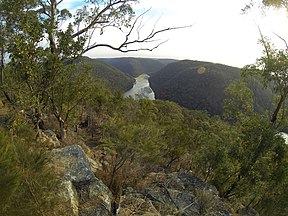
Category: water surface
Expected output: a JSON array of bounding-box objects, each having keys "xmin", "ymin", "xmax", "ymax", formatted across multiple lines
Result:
[{"xmin": 124, "ymin": 74, "xmax": 155, "ymax": 100}]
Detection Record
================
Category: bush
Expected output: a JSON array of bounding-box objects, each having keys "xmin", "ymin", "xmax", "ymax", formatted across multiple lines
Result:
[{"xmin": 0, "ymin": 125, "xmax": 62, "ymax": 216}]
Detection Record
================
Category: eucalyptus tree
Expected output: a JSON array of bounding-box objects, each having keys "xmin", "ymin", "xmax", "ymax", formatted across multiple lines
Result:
[
  {"xmin": 242, "ymin": 32, "xmax": 288, "ymax": 128},
  {"xmin": 226, "ymin": 2, "xmax": 288, "ymax": 211},
  {"xmin": 0, "ymin": 0, "xmax": 188, "ymax": 139},
  {"xmin": 241, "ymin": 0, "xmax": 288, "ymax": 127}
]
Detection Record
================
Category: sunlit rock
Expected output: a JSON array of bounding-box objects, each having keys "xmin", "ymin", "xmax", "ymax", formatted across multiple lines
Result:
[{"xmin": 51, "ymin": 145, "xmax": 113, "ymax": 216}]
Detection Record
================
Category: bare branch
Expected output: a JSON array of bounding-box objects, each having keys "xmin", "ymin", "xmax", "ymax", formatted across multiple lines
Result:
[
  {"xmin": 72, "ymin": 2, "xmax": 192, "ymax": 55},
  {"xmin": 82, "ymin": 13, "xmax": 191, "ymax": 54},
  {"xmin": 126, "ymin": 25, "xmax": 191, "ymax": 46},
  {"xmin": 39, "ymin": 1, "xmax": 51, "ymax": 18},
  {"xmin": 83, "ymin": 39, "xmax": 168, "ymax": 53},
  {"xmin": 83, "ymin": 25, "xmax": 191, "ymax": 54},
  {"xmin": 56, "ymin": 0, "xmax": 64, "ymax": 6},
  {"xmin": 122, "ymin": 9, "xmax": 151, "ymax": 45},
  {"xmin": 274, "ymin": 32, "xmax": 288, "ymax": 50}
]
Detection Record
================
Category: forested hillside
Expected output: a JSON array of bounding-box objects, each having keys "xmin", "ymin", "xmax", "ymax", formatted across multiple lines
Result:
[
  {"xmin": 150, "ymin": 60, "xmax": 273, "ymax": 116},
  {"xmin": 98, "ymin": 57, "xmax": 177, "ymax": 77},
  {"xmin": 78, "ymin": 57, "xmax": 134, "ymax": 92}
]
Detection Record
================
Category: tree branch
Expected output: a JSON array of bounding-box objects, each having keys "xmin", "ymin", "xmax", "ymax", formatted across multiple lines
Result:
[
  {"xmin": 68, "ymin": 1, "xmax": 193, "ymax": 55},
  {"xmin": 56, "ymin": 0, "xmax": 64, "ymax": 6},
  {"xmin": 72, "ymin": 0, "xmax": 135, "ymax": 39},
  {"xmin": 274, "ymin": 32, "xmax": 288, "ymax": 50},
  {"xmin": 82, "ymin": 24, "xmax": 190, "ymax": 54}
]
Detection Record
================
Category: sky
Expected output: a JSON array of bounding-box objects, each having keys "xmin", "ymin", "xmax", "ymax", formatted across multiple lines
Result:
[{"xmin": 64, "ymin": 0, "xmax": 288, "ymax": 68}]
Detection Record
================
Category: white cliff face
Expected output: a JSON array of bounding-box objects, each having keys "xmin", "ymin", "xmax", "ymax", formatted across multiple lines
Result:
[{"xmin": 124, "ymin": 74, "xmax": 155, "ymax": 100}]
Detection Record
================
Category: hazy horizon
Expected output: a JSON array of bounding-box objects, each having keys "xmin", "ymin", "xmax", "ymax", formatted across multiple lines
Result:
[{"xmin": 64, "ymin": 0, "xmax": 288, "ymax": 68}]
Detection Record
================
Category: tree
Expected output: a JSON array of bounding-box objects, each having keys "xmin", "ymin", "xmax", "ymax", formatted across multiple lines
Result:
[
  {"xmin": 242, "ymin": 0, "xmax": 288, "ymax": 128},
  {"xmin": 238, "ymin": 2, "xmax": 288, "ymax": 213},
  {"xmin": 0, "ymin": 0, "xmax": 189, "ymax": 139},
  {"xmin": 44, "ymin": 59, "xmax": 111, "ymax": 139},
  {"xmin": 10, "ymin": 0, "xmax": 189, "ymax": 55},
  {"xmin": 242, "ymin": 35, "xmax": 288, "ymax": 128},
  {"xmin": 224, "ymin": 80, "xmax": 254, "ymax": 123},
  {"xmin": 202, "ymin": 79, "xmax": 288, "ymax": 214}
]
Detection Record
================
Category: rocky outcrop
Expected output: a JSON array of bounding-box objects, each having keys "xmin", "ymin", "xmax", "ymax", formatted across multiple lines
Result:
[
  {"xmin": 50, "ymin": 145, "xmax": 257, "ymax": 216},
  {"xmin": 118, "ymin": 172, "xmax": 230, "ymax": 216},
  {"xmin": 51, "ymin": 145, "xmax": 113, "ymax": 216}
]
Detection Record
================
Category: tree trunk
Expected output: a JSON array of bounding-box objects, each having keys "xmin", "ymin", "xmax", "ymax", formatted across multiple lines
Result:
[
  {"xmin": 54, "ymin": 113, "xmax": 66, "ymax": 140},
  {"xmin": 59, "ymin": 118, "xmax": 66, "ymax": 140},
  {"xmin": 0, "ymin": 46, "xmax": 4, "ymax": 85},
  {"xmin": 271, "ymin": 94, "xmax": 286, "ymax": 126},
  {"xmin": 48, "ymin": 0, "xmax": 57, "ymax": 54}
]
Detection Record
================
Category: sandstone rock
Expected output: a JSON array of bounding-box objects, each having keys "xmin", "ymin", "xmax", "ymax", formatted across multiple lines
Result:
[
  {"xmin": 49, "ymin": 145, "xmax": 244, "ymax": 216},
  {"xmin": 119, "ymin": 172, "xmax": 231, "ymax": 216},
  {"xmin": 39, "ymin": 129, "xmax": 61, "ymax": 148},
  {"xmin": 51, "ymin": 145, "xmax": 113, "ymax": 216},
  {"xmin": 87, "ymin": 156, "xmax": 102, "ymax": 173}
]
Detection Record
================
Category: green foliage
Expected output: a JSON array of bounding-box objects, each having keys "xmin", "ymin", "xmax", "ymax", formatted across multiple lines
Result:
[
  {"xmin": 49, "ymin": 62, "xmax": 104, "ymax": 121},
  {"xmin": 0, "ymin": 0, "xmax": 141, "ymax": 138},
  {"xmin": 0, "ymin": 124, "xmax": 61, "ymax": 216},
  {"xmin": 57, "ymin": 24, "xmax": 86, "ymax": 58},
  {"xmin": 242, "ymin": 38, "xmax": 288, "ymax": 94},
  {"xmin": 235, "ymin": 116, "xmax": 287, "ymax": 212},
  {"xmin": 258, "ymin": 0, "xmax": 288, "ymax": 9},
  {"xmin": 224, "ymin": 80, "xmax": 254, "ymax": 123},
  {"xmin": 0, "ymin": 130, "xmax": 20, "ymax": 211},
  {"xmin": 242, "ymin": 36, "xmax": 288, "ymax": 126},
  {"xmin": 243, "ymin": 0, "xmax": 288, "ymax": 13},
  {"xmin": 94, "ymin": 91, "xmax": 288, "ymax": 215},
  {"xmin": 236, "ymin": 19, "xmax": 288, "ymax": 214},
  {"xmin": 102, "ymin": 98, "xmax": 164, "ymax": 166},
  {"xmin": 79, "ymin": 57, "xmax": 134, "ymax": 92}
]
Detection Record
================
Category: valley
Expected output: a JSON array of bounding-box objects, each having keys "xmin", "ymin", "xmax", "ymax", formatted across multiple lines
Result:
[
  {"xmin": 124, "ymin": 73, "xmax": 155, "ymax": 100},
  {"xmin": 97, "ymin": 57, "xmax": 273, "ymax": 117},
  {"xmin": 1, "ymin": 1, "xmax": 288, "ymax": 215}
]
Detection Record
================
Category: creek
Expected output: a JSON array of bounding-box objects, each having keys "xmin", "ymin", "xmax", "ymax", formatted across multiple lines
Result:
[{"xmin": 124, "ymin": 73, "xmax": 155, "ymax": 100}]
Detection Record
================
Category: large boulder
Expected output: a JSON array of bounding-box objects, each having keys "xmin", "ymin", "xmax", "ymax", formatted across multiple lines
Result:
[
  {"xmin": 118, "ymin": 172, "xmax": 230, "ymax": 216},
  {"xmin": 51, "ymin": 145, "xmax": 113, "ymax": 216}
]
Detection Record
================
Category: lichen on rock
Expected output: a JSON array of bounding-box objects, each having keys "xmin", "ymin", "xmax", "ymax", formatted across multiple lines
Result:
[{"xmin": 51, "ymin": 145, "xmax": 113, "ymax": 216}]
